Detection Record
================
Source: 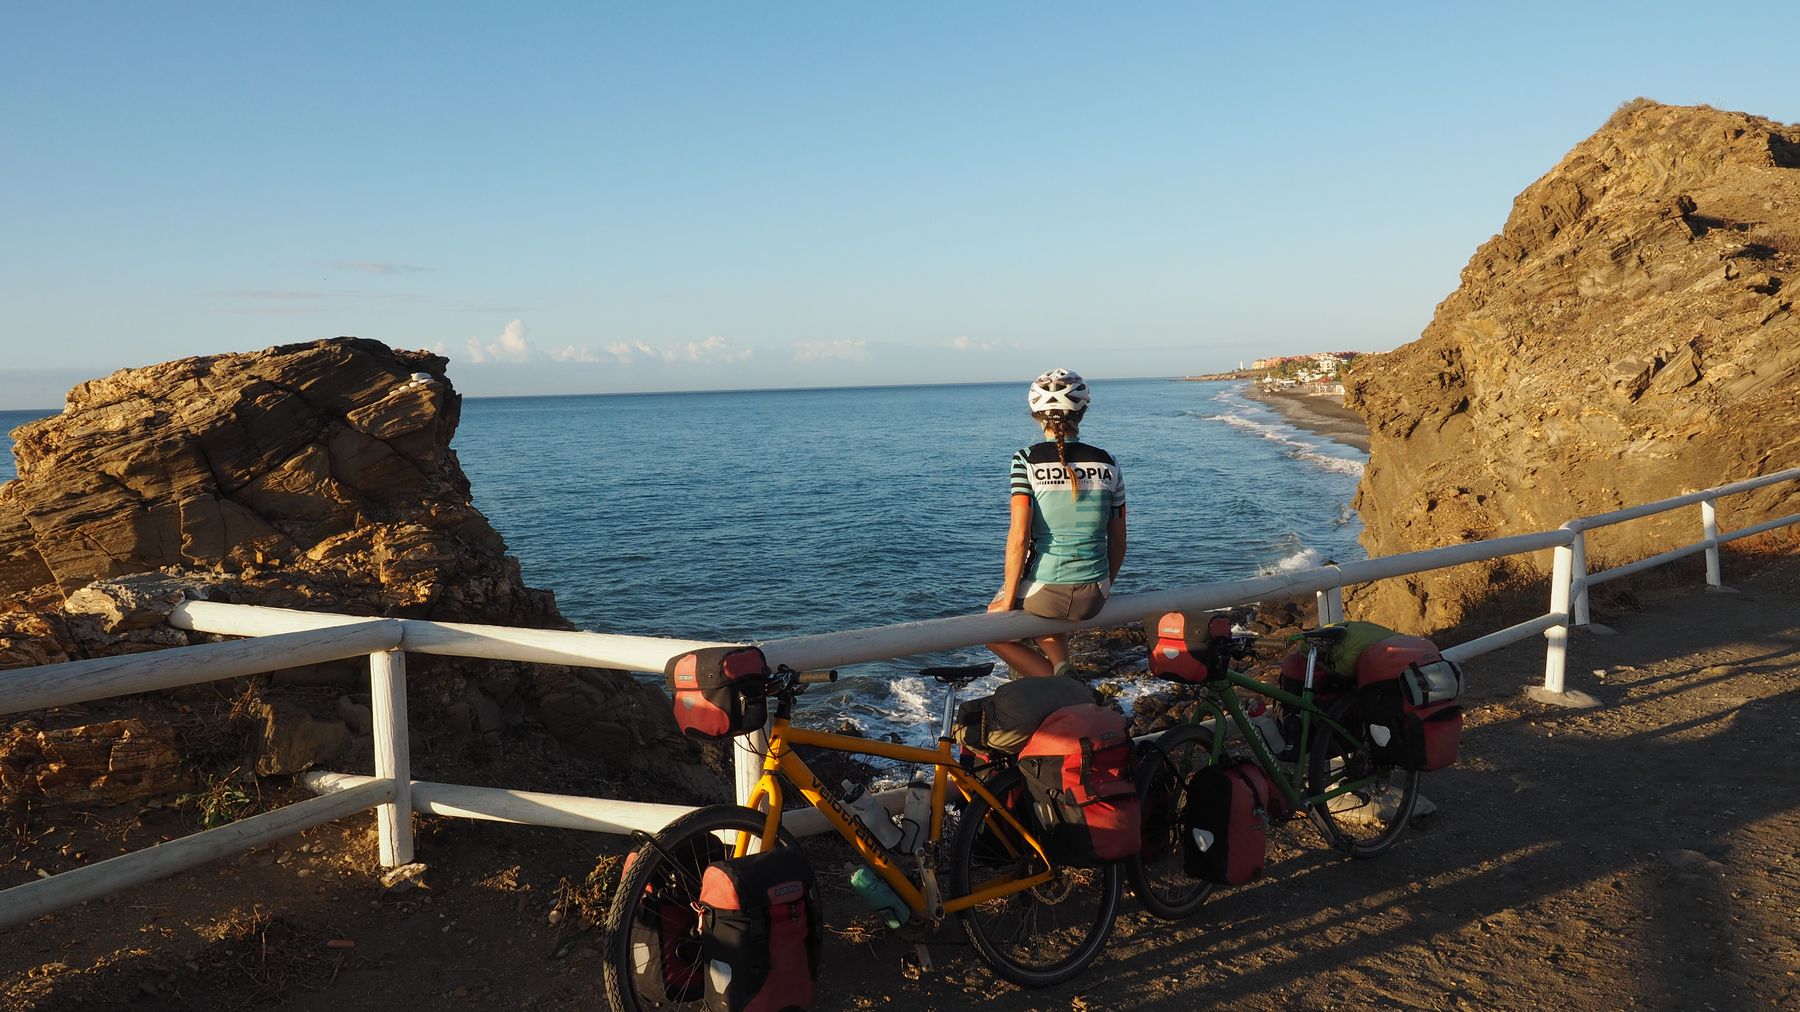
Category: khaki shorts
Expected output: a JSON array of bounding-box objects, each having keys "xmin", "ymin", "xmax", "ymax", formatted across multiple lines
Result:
[{"xmin": 1020, "ymin": 579, "xmax": 1111, "ymax": 621}]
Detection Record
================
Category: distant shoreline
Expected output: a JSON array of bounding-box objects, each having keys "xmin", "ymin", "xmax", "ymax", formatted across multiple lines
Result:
[{"xmin": 1240, "ymin": 383, "xmax": 1371, "ymax": 453}]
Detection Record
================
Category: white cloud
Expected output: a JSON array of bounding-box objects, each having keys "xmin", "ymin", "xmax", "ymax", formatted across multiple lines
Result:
[
  {"xmin": 457, "ymin": 325, "xmax": 752, "ymax": 368},
  {"xmin": 793, "ymin": 339, "xmax": 868, "ymax": 362},
  {"xmin": 465, "ymin": 319, "xmax": 534, "ymax": 363},
  {"xmin": 952, "ymin": 335, "xmax": 998, "ymax": 353},
  {"xmin": 603, "ymin": 335, "xmax": 752, "ymax": 366},
  {"xmin": 549, "ymin": 345, "xmax": 601, "ymax": 363}
]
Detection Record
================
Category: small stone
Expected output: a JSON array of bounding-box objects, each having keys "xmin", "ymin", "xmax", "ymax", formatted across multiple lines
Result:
[{"xmin": 379, "ymin": 862, "xmax": 429, "ymax": 893}]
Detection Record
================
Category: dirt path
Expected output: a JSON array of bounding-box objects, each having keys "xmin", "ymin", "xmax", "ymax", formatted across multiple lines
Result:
[{"xmin": 6, "ymin": 566, "xmax": 1799, "ymax": 1010}]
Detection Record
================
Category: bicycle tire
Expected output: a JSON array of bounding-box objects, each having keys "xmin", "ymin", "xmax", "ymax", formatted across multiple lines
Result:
[
  {"xmin": 1125, "ymin": 724, "xmax": 1217, "ymax": 919},
  {"xmin": 1305, "ymin": 694, "xmax": 1420, "ymax": 858},
  {"xmin": 950, "ymin": 769, "xmax": 1120, "ymax": 987},
  {"xmin": 601, "ymin": 804, "xmax": 801, "ymax": 1012}
]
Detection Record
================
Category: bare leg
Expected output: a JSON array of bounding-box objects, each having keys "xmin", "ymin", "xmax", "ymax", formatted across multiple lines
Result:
[
  {"xmin": 986, "ymin": 639, "xmax": 1053, "ymax": 678},
  {"xmin": 1038, "ymin": 634, "xmax": 1070, "ymax": 670}
]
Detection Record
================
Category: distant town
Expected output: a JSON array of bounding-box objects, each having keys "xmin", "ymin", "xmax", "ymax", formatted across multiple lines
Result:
[{"xmin": 1184, "ymin": 351, "xmax": 1363, "ymax": 393}]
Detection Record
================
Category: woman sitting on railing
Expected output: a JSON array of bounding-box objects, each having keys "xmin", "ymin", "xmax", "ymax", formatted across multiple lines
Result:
[{"xmin": 985, "ymin": 368, "xmax": 1127, "ymax": 678}]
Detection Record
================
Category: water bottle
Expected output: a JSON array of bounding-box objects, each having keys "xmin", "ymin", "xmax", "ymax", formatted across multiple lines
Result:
[
  {"xmin": 848, "ymin": 865, "xmax": 907, "ymax": 929},
  {"xmin": 841, "ymin": 781, "xmax": 903, "ymax": 850},
  {"xmin": 897, "ymin": 778, "xmax": 932, "ymax": 854},
  {"xmin": 1244, "ymin": 698, "xmax": 1288, "ymax": 758}
]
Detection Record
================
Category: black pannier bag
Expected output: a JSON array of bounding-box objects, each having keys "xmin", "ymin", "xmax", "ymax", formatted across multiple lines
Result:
[
  {"xmin": 1361, "ymin": 642, "xmax": 1464, "ymax": 772},
  {"xmin": 697, "ymin": 848, "xmax": 822, "ymax": 1012},
  {"xmin": 622, "ymin": 845, "xmax": 715, "ymax": 1003},
  {"xmin": 1364, "ymin": 683, "xmax": 1463, "ymax": 772},
  {"xmin": 954, "ymin": 674, "xmax": 1096, "ymax": 755},
  {"xmin": 1181, "ymin": 760, "xmax": 1273, "ymax": 885},
  {"xmin": 1017, "ymin": 703, "xmax": 1142, "ymax": 866},
  {"xmin": 1146, "ymin": 610, "xmax": 1234, "ymax": 683},
  {"xmin": 666, "ymin": 646, "xmax": 771, "ymax": 740}
]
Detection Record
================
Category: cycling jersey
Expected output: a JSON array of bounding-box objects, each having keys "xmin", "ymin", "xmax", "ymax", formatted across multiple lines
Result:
[{"xmin": 1007, "ymin": 441, "xmax": 1125, "ymax": 586}]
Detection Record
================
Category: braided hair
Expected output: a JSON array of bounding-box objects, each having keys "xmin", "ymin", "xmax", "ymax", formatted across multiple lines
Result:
[{"xmin": 1035, "ymin": 408, "xmax": 1086, "ymax": 499}]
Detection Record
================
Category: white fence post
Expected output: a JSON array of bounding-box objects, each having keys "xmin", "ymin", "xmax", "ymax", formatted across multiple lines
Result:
[
  {"xmin": 1541, "ymin": 544, "xmax": 1573, "ymax": 694},
  {"xmin": 1315, "ymin": 585, "xmax": 1344, "ymax": 625},
  {"xmin": 734, "ymin": 724, "xmax": 768, "ymax": 812},
  {"xmin": 369, "ymin": 649, "xmax": 414, "ymax": 867},
  {"xmin": 1701, "ymin": 498, "xmax": 1724, "ymax": 589},
  {"xmin": 1569, "ymin": 530, "xmax": 1591, "ymax": 627}
]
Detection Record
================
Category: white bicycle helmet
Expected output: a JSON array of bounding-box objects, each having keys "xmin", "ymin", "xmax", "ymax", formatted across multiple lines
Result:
[{"xmin": 1027, "ymin": 368, "xmax": 1091, "ymax": 415}]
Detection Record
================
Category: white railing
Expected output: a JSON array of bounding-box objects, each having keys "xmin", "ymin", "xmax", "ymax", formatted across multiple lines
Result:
[{"xmin": 2, "ymin": 464, "xmax": 1796, "ymax": 929}]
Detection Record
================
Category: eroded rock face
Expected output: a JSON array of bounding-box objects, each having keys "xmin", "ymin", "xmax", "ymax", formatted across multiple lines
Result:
[
  {"xmin": 0, "ymin": 339, "xmax": 708, "ymax": 801},
  {"xmin": 0, "ymin": 719, "xmax": 189, "ymax": 807},
  {"xmin": 1346, "ymin": 102, "xmax": 1800, "ymax": 631},
  {"xmin": 0, "ymin": 338, "xmax": 528, "ymax": 617}
]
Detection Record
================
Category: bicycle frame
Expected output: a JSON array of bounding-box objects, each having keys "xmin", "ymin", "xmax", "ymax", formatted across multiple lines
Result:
[
  {"xmin": 1166, "ymin": 664, "xmax": 1370, "ymax": 813},
  {"xmin": 741, "ymin": 717, "xmax": 1054, "ymax": 921}
]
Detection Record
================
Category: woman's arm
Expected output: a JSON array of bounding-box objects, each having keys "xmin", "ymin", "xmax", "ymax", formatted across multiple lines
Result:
[
  {"xmin": 988, "ymin": 494, "xmax": 1034, "ymax": 611},
  {"xmin": 1107, "ymin": 505, "xmax": 1127, "ymax": 583}
]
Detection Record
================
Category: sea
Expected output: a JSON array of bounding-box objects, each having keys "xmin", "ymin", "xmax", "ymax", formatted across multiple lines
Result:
[{"xmin": 0, "ymin": 379, "xmax": 1365, "ymax": 744}]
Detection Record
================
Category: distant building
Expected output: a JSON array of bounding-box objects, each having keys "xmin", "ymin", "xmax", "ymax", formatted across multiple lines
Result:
[{"xmin": 1255, "ymin": 351, "xmax": 1364, "ymax": 389}]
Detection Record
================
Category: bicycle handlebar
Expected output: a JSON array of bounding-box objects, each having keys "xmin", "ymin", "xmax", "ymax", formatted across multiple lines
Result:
[{"xmin": 796, "ymin": 668, "xmax": 838, "ymax": 684}]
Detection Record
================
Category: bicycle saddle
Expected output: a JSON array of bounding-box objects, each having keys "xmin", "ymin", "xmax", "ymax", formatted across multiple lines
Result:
[{"xmin": 920, "ymin": 662, "xmax": 996, "ymax": 684}]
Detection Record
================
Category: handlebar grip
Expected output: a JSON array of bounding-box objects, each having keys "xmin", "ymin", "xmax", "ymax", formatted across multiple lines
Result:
[{"xmin": 796, "ymin": 669, "xmax": 838, "ymax": 684}]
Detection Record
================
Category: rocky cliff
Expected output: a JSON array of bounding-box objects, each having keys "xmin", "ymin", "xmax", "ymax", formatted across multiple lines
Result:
[
  {"xmin": 1346, "ymin": 101, "xmax": 1800, "ymax": 631},
  {"xmin": 1, "ymin": 338, "xmax": 710, "ymax": 805}
]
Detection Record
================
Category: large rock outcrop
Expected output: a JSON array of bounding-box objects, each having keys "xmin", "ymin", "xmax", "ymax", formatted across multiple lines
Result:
[
  {"xmin": 0, "ymin": 339, "xmax": 710, "ymax": 802},
  {"xmin": 1, "ymin": 337, "xmax": 544, "ymax": 618},
  {"xmin": 1347, "ymin": 101, "xmax": 1800, "ymax": 631}
]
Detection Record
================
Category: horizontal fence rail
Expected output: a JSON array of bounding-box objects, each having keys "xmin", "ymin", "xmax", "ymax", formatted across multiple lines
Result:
[
  {"xmin": 167, "ymin": 600, "xmax": 729, "ymax": 672},
  {"xmin": 0, "ymin": 777, "xmax": 395, "ymax": 931},
  {"xmin": 2, "ymin": 464, "xmax": 1795, "ymax": 931},
  {"xmin": 0, "ymin": 620, "xmax": 402, "ymax": 713}
]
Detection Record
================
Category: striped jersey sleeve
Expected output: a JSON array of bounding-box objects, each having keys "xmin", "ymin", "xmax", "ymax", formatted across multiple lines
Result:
[{"xmin": 1009, "ymin": 448, "xmax": 1031, "ymax": 497}]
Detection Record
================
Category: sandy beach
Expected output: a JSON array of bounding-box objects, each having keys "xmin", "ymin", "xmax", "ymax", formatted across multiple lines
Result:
[{"xmin": 1241, "ymin": 383, "xmax": 1371, "ymax": 453}]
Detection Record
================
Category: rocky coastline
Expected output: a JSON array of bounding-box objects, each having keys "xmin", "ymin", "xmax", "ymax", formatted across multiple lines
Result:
[
  {"xmin": 1343, "ymin": 100, "xmax": 1800, "ymax": 631},
  {"xmin": 3, "ymin": 98, "xmax": 1799, "ymax": 1012},
  {"xmin": 0, "ymin": 338, "xmax": 717, "ymax": 818}
]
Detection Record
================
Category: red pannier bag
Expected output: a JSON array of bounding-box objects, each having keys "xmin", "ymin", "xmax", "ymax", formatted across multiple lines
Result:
[
  {"xmin": 665, "ymin": 646, "xmax": 771, "ymax": 740},
  {"xmin": 697, "ymin": 849, "xmax": 822, "ymax": 1012},
  {"xmin": 1353, "ymin": 633, "xmax": 1443, "ymax": 689},
  {"xmin": 1018, "ymin": 703, "xmax": 1143, "ymax": 866},
  {"xmin": 1281, "ymin": 621, "xmax": 1412, "ymax": 694},
  {"xmin": 622, "ymin": 845, "xmax": 714, "ymax": 1003},
  {"xmin": 1181, "ymin": 760, "xmax": 1273, "ymax": 885},
  {"xmin": 1147, "ymin": 611, "xmax": 1234, "ymax": 683}
]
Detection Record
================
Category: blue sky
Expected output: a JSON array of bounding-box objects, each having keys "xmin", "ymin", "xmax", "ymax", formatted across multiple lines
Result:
[{"xmin": 2, "ymin": 2, "xmax": 1794, "ymax": 409}]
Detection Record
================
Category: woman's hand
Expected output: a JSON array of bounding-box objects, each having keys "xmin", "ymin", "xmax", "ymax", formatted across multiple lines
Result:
[{"xmin": 987, "ymin": 587, "xmax": 1017, "ymax": 613}]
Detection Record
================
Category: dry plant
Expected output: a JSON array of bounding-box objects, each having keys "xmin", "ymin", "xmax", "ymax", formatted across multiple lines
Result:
[
  {"xmin": 550, "ymin": 853, "xmax": 624, "ymax": 931},
  {"xmin": 177, "ymin": 768, "xmax": 256, "ymax": 830},
  {"xmin": 207, "ymin": 904, "xmax": 359, "ymax": 1009}
]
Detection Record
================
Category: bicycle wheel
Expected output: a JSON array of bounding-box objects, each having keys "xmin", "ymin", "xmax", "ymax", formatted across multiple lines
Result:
[
  {"xmin": 1305, "ymin": 694, "xmax": 1420, "ymax": 858},
  {"xmin": 602, "ymin": 805, "xmax": 801, "ymax": 1012},
  {"xmin": 1125, "ymin": 724, "xmax": 1217, "ymax": 919},
  {"xmin": 950, "ymin": 770, "xmax": 1120, "ymax": 987}
]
